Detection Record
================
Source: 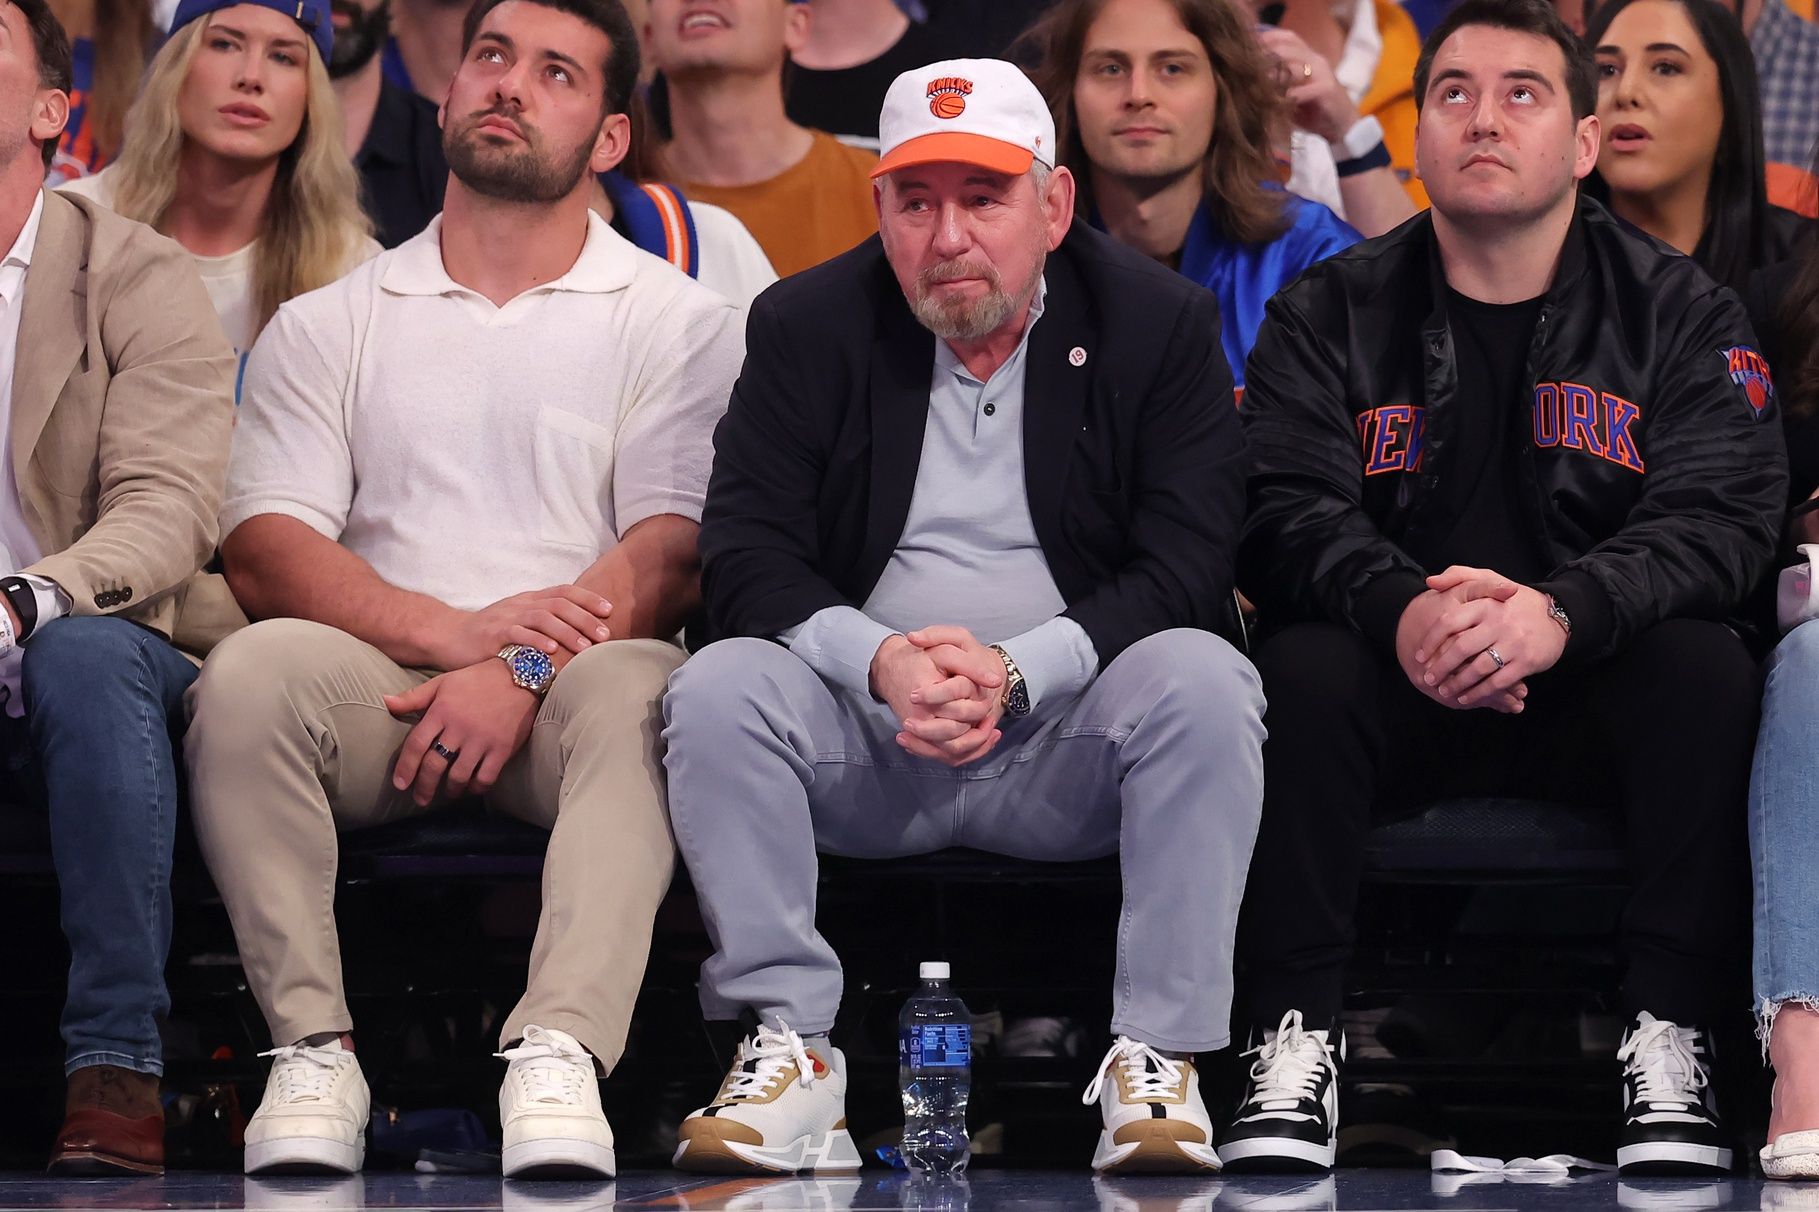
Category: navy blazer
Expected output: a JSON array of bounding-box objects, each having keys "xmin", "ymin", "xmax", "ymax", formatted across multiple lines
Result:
[{"xmin": 697, "ymin": 222, "xmax": 1248, "ymax": 663}]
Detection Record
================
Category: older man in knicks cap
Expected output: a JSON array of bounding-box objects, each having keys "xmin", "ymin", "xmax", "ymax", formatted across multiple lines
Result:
[{"xmin": 662, "ymin": 58, "xmax": 1265, "ymax": 1175}]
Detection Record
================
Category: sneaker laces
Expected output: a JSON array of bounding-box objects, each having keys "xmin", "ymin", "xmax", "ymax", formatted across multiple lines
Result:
[
  {"xmin": 719, "ymin": 1020, "xmax": 819, "ymax": 1101},
  {"xmin": 495, "ymin": 1025, "xmax": 595, "ymax": 1106},
  {"xmin": 256, "ymin": 1043, "xmax": 352, "ymax": 1105},
  {"xmin": 1081, "ymin": 1036, "xmax": 1185, "ymax": 1106},
  {"xmin": 1618, "ymin": 1015, "xmax": 1709, "ymax": 1105},
  {"xmin": 1240, "ymin": 1010, "xmax": 1335, "ymax": 1107}
]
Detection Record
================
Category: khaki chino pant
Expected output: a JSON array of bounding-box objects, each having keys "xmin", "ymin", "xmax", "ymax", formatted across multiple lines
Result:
[{"xmin": 183, "ymin": 618, "xmax": 683, "ymax": 1071}]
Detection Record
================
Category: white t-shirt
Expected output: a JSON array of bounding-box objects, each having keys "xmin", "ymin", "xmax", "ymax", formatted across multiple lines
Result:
[
  {"xmin": 58, "ymin": 166, "xmax": 380, "ymax": 354},
  {"xmin": 221, "ymin": 210, "xmax": 745, "ymax": 613},
  {"xmin": 689, "ymin": 200, "xmax": 778, "ymax": 307}
]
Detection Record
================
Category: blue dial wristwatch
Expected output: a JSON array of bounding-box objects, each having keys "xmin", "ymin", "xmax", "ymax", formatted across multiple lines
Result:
[{"xmin": 498, "ymin": 644, "xmax": 557, "ymax": 696}]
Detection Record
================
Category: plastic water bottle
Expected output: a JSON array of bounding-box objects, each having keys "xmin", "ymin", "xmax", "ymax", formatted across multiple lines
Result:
[{"xmin": 900, "ymin": 961, "xmax": 972, "ymax": 1175}]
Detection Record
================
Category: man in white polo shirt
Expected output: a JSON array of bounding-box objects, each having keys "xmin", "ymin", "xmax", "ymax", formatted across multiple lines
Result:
[{"xmin": 182, "ymin": 0, "xmax": 742, "ymax": 1181}]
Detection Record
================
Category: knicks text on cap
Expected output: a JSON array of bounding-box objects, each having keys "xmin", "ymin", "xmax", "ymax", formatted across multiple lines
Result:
[{"xmin": 874, "ymin": 57, "xmax": 1058, "ymax": 180}]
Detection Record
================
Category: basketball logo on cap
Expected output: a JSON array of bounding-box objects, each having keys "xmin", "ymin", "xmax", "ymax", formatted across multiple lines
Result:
[{"xmin": 927, "ymin": 76, "xmax": 974, "ymax": 119}]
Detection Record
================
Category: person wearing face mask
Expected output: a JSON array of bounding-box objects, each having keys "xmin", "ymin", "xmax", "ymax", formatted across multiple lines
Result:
[
  {"xmin": 58, "ymin": 0, "xmax": 379, "ymax": 375},
  {"xmin": 1585, "ymin": 0, "xmax": 1811, "ymax": 294}
]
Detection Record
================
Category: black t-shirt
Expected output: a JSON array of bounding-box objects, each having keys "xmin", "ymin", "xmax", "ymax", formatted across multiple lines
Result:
[
  {"xmin": 785, "ymin": 19, "xmax": 964, "ymax": 147},
  {"xmin": 1418, "ymin": 288, "xmax": 1549, "ymax": 583}
]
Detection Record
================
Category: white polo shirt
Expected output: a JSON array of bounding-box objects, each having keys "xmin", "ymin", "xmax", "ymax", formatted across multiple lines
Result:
[{"xmin": 222, "ymin": 210, "xmax": 744, "ymax": 612}]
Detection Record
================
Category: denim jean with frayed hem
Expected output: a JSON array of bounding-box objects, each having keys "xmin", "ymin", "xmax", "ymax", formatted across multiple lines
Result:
[{"xmin": 1750, "ymin": 619, "xmax": 1819, "ymax": 1051}]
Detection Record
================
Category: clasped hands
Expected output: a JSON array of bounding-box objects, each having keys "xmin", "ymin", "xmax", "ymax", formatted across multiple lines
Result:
[
  {"xmin": 1394, "ymin": 565, "xmax": 1569, "ymax": 714},
  {"xmin": 870, "ymin": 626, "xmax": 1011, "ymax": 768},
  {"xmin": 384, "ymin": 585, "xmax": 614, "ymax": 807}
]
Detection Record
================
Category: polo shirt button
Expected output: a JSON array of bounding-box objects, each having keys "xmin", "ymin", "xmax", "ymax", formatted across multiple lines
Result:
[
  {"xmin": 983, "ymin": 402, "xmax": 997, "ymax": 417},
  {"xmin": 118, "ymin": 587, "xmax": 132, "ymax": 603}
]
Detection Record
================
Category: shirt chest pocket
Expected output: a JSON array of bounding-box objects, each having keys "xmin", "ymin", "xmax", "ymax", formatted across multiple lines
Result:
[{"xmin": 534, "ymin": 405, "xmax": 616, "ymax": 550}]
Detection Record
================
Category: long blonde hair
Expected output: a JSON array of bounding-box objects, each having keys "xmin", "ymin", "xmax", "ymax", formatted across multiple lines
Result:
[{"xmin": 109, "ymin": 17, "xmax": 372, "ymax": 338}]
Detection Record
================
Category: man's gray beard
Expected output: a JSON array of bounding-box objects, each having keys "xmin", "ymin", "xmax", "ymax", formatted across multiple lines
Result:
[
  {"xmin": 911, "ymin": 255, "xmax": 1043, "ymax": 342},
  {"xmin": 444, "ymin": 118, "xmax": 593, "ymax": 204},
  {"xmin": 913, "ymin": 287, "xmax": 1019, "ymax": 342}
]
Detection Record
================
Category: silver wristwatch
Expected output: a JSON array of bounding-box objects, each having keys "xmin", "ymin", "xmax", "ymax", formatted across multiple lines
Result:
[
  {"xmin": 990, "ymin": 644, "xmax": 1032, "ymax": 718},
  {"xmin": 1545, "ymin": 593, "xmax": 1572, "ymax": 637},
  {"xmin": 498, "ymin": 644, "xmax": 557, "ymax": 696}
]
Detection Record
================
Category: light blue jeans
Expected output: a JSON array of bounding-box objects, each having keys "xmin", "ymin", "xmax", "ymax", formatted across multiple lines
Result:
[{"xmin": 1750, "ymin": 619, "xmax": 1819, "ymax": 1047}]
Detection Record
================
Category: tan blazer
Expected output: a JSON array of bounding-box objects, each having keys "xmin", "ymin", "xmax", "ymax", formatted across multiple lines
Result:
[{"xmin": 14, "ymin": 190, "xmax": 244, "ymax": 658}]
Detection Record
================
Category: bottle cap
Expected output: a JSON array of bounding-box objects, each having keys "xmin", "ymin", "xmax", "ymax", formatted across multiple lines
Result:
[{"xmin": 919, "ymin": 961, "xmax": 951, "ymax": 980}]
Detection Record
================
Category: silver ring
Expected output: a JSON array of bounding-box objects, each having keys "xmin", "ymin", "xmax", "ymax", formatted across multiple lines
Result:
[
  {"xmin": 1486, "ymin": 647, "xmax": 1507, "ymax": 670},
  {"xmin": 1302, "ymin": 61, "xmax": 1314, "ymax": 79},
  {"xmin": 431, "ymin": 740, "xmax": 458, "ymax": 761}
]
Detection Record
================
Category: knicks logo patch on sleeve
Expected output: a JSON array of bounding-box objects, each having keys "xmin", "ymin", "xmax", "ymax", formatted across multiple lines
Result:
[{"xmin": 1722, "ymin": 345, "xmax": 1776, "ymax": 418}]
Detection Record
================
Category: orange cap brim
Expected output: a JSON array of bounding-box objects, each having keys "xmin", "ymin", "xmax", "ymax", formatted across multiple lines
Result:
[{"xmin": 871, "ymin": 132, "xmax": 1036, "ymax": 179}]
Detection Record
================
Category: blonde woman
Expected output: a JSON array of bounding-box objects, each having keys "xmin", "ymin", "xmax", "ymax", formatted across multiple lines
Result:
[{"xmin": 60, "ymin": 0, "xmax": 377, "ymax": 365}]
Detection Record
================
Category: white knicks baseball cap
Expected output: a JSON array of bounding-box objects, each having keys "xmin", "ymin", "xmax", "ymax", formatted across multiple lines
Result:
[{"xmin": 873, "ymin": 58, "xmax": 1057, "ymax": 180}]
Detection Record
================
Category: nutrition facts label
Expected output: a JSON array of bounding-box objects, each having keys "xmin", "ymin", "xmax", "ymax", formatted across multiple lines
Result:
[{"xmin": 903, "ymin": 1024, "xmax": 973, "ymax": 1068}]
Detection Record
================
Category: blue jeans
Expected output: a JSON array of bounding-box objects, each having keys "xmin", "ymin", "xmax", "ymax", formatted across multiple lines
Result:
[
  {"xmin": 11, "ymin": 616, "xmax": 199, "ymax": 1076},
  {"xmin": 1751, "ymin": 618, "xmax": 1819, "ymax": 1046}
]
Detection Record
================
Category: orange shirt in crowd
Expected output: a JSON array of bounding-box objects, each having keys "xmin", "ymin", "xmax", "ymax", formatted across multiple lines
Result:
[
  {"xmin": 1362, "ymin": 0, "xmax": 1429, "ymax": 210},
  {"xmin": 683, "ymin": 131, "xmax": 881, "ymax": 279}
]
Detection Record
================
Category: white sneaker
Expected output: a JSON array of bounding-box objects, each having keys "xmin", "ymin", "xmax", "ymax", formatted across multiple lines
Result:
[
  {"xmin": 243, "ymin": 1042, "xmax": 370, "ymax": 1174},
  {"xmin": 497, "ymin": 1025, "xmax": 616, "ymax": 1179},
  {"xmin": 1082, "ymin": 1036, "xmax": 1222, "ymax": 1174},
  {"xmin": 674, "ymin": 1020, "xmax": 863, "ymax": 1174}
]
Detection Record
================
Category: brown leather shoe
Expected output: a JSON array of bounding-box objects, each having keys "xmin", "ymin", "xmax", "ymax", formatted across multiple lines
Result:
[{"xmin": 48, "ymin": 1065, "xmax": 164, "ymax": 1176}]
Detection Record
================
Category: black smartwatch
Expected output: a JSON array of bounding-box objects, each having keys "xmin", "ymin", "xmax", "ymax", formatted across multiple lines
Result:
[{"xmin": 0, "ymin": 577, "xmax": 38, "ymax": 641}]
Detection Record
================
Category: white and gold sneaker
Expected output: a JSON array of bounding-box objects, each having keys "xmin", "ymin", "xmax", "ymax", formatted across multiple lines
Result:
[
  {"xmin": 674, "ymin": 1021, "xmax": 863, "ymax": 1174},
  {"xmin": 1082, "ymin": 1036, "xmax": 1222, "ymax": 1174}
]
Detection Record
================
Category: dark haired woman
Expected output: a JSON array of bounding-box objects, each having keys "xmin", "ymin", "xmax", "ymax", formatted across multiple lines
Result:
[{"xmin": 1586, "ymin": 0, "xmax": 1810, "ymax": 292}]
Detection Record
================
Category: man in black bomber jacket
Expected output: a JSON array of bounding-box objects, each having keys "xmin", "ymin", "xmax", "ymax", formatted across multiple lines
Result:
[{"xmin": 1222, "ymin": 0, "xmax": 1786, "ymax": 1179}]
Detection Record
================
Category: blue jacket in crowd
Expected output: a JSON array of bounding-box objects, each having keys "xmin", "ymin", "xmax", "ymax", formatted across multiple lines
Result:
[{"xmin": 1099, "ymin": 193, "xmax": 1359, "ymax": 396}]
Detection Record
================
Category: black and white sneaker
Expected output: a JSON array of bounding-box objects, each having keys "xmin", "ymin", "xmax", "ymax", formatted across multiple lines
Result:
[
  {"xmin": 1219, "ymin": 1010, "xmax": 1343, "ymax": 1173},
  {"xmin": 1615, "ymin": 1011, "xmax": 1732, "ymax": 1176}
]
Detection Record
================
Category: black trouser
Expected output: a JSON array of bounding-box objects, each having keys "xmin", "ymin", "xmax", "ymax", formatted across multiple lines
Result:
[{"xmin": 1237, "ymin": 618, "xmax": 1757, "ymax": 1034}]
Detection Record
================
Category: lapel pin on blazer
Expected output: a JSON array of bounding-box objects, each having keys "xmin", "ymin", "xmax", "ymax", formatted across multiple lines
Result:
[{"xmin": 1069, "ymin": 347, "xmax": 1087, "ymax": 367}]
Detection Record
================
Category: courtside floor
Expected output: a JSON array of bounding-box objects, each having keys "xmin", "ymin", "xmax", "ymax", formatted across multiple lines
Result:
[{"xmin": 0, "ymin": 1170, "xmax": 1803, "ymax": 1211}]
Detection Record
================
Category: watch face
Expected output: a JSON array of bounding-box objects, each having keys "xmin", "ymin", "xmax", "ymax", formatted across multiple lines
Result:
[{"xmin": 510, "ymin": 647, "xmax": 555, "ymax": 686}]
